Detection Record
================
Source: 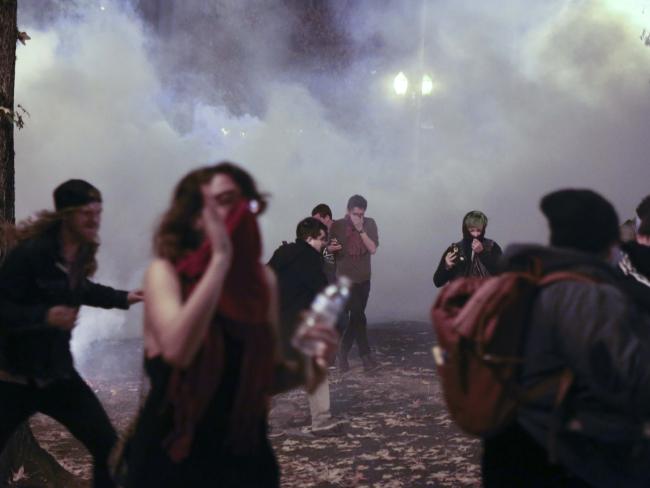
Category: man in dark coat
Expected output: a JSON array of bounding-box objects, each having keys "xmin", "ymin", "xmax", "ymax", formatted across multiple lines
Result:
[
  {"xmin": 0, "ymin": 180, "xmax": 143, "ymax": 488},
  {"xmin": 268, "ymin": 217, "xmax": 342, "ymax": 434},
  {"xmin": 433, "ymin": 210, "xmax": 502, "ymax": 287},
  {"xmin": 482, "ymin": 189, "xmax": 650, "ymax": 488}
]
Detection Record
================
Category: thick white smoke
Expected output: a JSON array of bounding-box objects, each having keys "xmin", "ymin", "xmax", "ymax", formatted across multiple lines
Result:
[{"xmin": 13, "ymin": 1, "xmax": 650, "ymax": 361}]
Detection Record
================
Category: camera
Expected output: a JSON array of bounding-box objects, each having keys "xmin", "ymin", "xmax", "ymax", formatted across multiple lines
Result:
[{"xmin": 450, "ymin": 244, "xmax": 465, "ymax": 262}]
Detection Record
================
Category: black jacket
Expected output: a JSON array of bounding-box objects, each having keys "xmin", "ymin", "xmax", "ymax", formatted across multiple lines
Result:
[
  {"xmin": 433, "ymin": 237, "xmax": 502, "ymax": 287},
  {"xmin": 268, "ymin": 240, "xmax": 327, "ymax": 359},
  {"xmin": 502, "ymin": 244, "xmax": 650, "ymax": 488},
  {"xmin": 0, "ymin": 230, "xmax": 129, "ymax": 380}
]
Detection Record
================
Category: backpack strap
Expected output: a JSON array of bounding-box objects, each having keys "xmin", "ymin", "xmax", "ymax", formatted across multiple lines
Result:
[
  {"xmin": 539, "ymin": 271, "xmax": 595, "ymax": 286},
  {"xmin": 514, "ymin": 272, "xmax": 593, "ymax": 463}
]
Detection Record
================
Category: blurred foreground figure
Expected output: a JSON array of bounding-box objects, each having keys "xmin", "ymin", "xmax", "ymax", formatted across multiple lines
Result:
[
  {"xmin": 483, "ymin": 189, "xmax": 650, "ymax": 488},
  {"xmin": 329, "ymin": 195, "xmax": 379, "ymax": 373},
  {"xmin": 125, "ymin": 163, "xmax": 336, "ymax": 487},
  {"xmin": 0, "ymin": 180, "xmax": 142, "ymax": 488},
  {"xmin": 433, "ymin": 210, "xmax": 502, "ymax": 287}
]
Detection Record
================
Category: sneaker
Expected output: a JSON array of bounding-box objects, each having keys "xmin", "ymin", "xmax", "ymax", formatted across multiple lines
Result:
[
  {"xmin": 267, "ymin": 426, "xmax": 286, "ymax": 440},
  {"xmin": 310, "ymin": 418, "xmax": 348, "ymax": 437}
]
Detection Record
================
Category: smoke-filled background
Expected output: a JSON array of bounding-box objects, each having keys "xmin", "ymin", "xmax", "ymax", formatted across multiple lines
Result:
[{"xmin": 12, "ymin": 0, "xmax": 650, "ymax": 358}]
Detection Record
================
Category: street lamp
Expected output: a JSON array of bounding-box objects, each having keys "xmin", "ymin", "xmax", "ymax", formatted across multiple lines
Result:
[
  {"xmin": 421, "ymin": 74, "xmax": 434, "ymax": 96},
  {"xmin": 393, "ymin": 72, "xmax": 408, "ymax": 96}
]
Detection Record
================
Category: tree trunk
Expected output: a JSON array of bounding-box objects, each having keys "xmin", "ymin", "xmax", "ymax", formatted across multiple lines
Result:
[
  {"xmin": 0, "ymin": 0, "xmax": 16, "ymax": 224},
  {"xmin": 0, "ymin": 2, "xmax": 86, "ymax": 487}
]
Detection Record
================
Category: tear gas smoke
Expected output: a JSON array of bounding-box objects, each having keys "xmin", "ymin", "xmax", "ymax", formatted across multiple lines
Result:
[{"xmin": 14, "ymin": 1, "xmax": 650, "ymax": 364}]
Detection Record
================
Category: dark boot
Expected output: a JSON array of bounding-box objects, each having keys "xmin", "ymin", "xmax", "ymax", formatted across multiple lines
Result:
[
  {"xmin": 361, "ymin": 353, "xmax": 379, "ymax": 372},
  {"xmin": 338, "ymin": 353, "xmax": 350, "ymax": 373}
]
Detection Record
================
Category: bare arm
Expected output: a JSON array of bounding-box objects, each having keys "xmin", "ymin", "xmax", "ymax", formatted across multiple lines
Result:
[
  {"xmin": 143, "ymin": 188, "xmax": 232, "ymax": 369},
  {"xmin": 144, "ymin": 255, "xmax": 229, "ymax": 369},
  {"xmin": 360, "ymin": 231, "xmax": 377, "ymax": 255},
  {"xmin": 350, "ymin": 215, "xmax": 378, "ymax": 255}
]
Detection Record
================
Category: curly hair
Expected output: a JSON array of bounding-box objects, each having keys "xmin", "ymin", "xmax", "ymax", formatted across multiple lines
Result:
[
  {"xmin": 154, "ymin": 161, "xmax": 268, "ymax": 262},
  {"xmin": 0, "ymin": 219, "xmax": 16, "ymax": 265},
  {"xmin": 1, "ymin": 209, "xmax": 99, "ymax": 279}
]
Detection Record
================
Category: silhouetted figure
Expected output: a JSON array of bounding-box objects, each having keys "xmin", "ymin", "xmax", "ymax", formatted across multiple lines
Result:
[
  {"xmin": 482, "ymin": 189, "xmax": 650, "ymax": 488},
  {"xmin": 0, "ymin": 180, "xmax": 142, "ymax": 488}
]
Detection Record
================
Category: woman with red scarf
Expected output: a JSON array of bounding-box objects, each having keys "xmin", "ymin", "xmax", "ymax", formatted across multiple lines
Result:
[{"xmin": 125, "ymin": 162, "xmax": 337, "ymax": 487}]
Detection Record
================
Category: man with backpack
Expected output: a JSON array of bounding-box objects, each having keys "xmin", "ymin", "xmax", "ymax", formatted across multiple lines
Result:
[{"xmin": 481, "ymin": 189, "xmax": 650, "ymax": 487}]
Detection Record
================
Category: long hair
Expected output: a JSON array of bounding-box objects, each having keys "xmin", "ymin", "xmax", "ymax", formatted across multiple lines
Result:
[
  {"xmin": 1, "ymin": 210, "xmax": 98, "ymax": 278},
  {"xmin": 154, "ymin": 161, "xmax": 268, "ymax": 262},
  {"xmin": 0, "ymin": 219, "xmax": 16, "ymax": 265}
]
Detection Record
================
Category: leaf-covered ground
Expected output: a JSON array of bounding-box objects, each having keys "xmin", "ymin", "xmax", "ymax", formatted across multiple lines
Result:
[{"xmin": 29, "ymin": 322, "xmax": 481, "ymax": 487}]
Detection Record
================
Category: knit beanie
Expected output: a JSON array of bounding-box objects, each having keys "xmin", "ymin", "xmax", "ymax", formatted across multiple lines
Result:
[
  {"xmin": 540, "ymin": 189, "xmax": 619, "ymax": 254},
  {"xmin": 53, "ymin": 179, "xmax": 102, "ymax": 211}
]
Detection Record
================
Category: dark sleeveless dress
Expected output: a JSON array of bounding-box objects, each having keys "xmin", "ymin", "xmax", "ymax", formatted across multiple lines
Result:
[{"xmin": 125, "ymin": 330, "xmax": 279, "ymax": 488}]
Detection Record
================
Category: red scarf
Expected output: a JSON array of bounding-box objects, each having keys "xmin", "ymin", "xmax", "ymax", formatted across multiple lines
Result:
[
  {"xmin": 163, "ymin": 201, "xmax": 275, "ymax": 461},
  {"xmin": 344, "ymin": 215, "xmax": 366, "ymax": 257}
]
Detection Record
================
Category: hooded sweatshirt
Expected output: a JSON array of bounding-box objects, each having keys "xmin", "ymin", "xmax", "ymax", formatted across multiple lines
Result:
[
  {"xmin": 433, "ymin": 220, "xmax": 502, "ymax": 287},
  {"xmin": 268, "ymin": 240, "xmax": 328, "ymax": 360}
]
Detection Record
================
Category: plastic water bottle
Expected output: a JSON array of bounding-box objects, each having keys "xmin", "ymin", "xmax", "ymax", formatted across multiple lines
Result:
[{"xmin": 292, "ymin": 276, "xmax": 352, "ymax": 356}]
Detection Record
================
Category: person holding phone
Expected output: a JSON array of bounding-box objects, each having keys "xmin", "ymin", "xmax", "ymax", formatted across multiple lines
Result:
[
  {"xmin": 311, "ymin": 203, "xmax": 341, "ymax": 284},
  {"xmin": 433, "ymin": 210, "xmax": 502, "ymax": 287}
]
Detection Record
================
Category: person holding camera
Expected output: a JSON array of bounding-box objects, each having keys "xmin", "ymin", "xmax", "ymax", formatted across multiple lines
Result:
[
  {"xmin": 311, "ymin": 204, "xmax": 341, "ymax": 285},
  {"xmin": 433, "ymin": 210, "xmax": 502, "ymax": 287}
]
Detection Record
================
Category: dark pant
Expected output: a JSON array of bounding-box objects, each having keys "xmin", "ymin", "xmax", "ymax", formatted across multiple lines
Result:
[
  {"xmin": 340, "ymin": 280, "xmax": 371, "ymax": 357},
  {"xmin": 482, "ymin": 423, "xmax": 593, "ymax": 488},
  {"xmin": 0, "ymin": 372, "xmax": 117, "ymax": 488}
]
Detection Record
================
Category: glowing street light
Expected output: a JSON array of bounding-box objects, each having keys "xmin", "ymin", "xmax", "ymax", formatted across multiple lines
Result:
[
  {"xmin": 393, "ymin": 72, "xmax": 408, "ymax": 96},
  {"xmin": 421, "ymin": 74, "xmax": 434, "ymax": 96}
]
